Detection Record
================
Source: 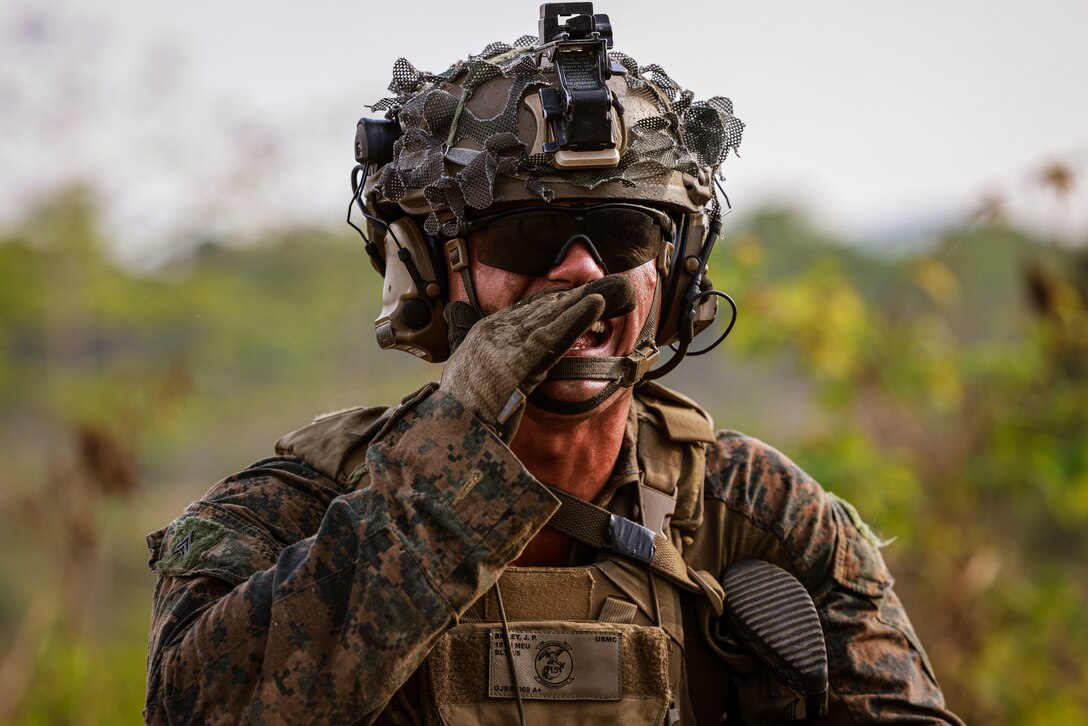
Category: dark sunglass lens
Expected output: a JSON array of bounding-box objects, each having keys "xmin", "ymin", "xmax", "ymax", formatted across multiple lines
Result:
[
  {"xmin": 470, "ymin": 206, "xmax": 665, "ymax": 275},
  {"xmin": 473, "ymin": 212, "xmax": 577, "ymax": 275},
  {"xmin": 583, "ymin": 209, "xmax": 664, "ymax": 271}
]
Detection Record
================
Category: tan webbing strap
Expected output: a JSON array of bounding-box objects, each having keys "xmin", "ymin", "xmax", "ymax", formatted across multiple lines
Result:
[
  {"xmin": 633, "ymin": 383, "xmax": 715, "ymax": 535},
  {"xmin": 599, "ymin": 596, "xmax": 639, "ymax": 624},
  {"xmin": 545, "ymin": 343, "xmax": 660, "ymax": 387},
  {"xmin": 651, "ymin": 535, "xmax": 698, "ymax": 590},
  {"xmin": 545, "ymin": 484, "xmax": 699, "ymax": 592},
  {"xmin": 546, "ymin": 356, "xmax": 627, "ymax": 381}
]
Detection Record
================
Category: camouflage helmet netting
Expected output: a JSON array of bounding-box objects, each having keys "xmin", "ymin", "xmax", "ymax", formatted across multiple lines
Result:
[{"xmin": 367, "ymin": 40, "xmax": 743, "ymax": 235}]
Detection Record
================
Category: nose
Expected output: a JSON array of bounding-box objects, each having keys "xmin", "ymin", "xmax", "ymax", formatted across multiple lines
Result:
[{"xmin": 546, "ymin": 236, "xmax": 606, "ymax": 287}]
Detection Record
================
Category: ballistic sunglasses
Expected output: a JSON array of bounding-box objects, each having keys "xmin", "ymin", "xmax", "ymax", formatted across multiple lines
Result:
[{"xmin": 458, "ymin": 203, "xmax": 676, "ymax": 276}]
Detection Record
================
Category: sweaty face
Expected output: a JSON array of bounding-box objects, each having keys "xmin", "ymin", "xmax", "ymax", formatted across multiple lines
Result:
[{"xmin": 445, "ymin": 222, "xmax": 660, "ymax": 414}]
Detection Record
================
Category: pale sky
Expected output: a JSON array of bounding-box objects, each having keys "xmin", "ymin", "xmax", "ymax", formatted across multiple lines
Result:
[{"xmin": 2, "ymin": 0, "xmax": 1086, "ymax": 262}]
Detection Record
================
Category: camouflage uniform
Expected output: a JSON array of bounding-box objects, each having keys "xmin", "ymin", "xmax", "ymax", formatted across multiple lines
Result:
[{"xmin": 145, "ymin": 383, "xmax": 963, "ymax": 724}]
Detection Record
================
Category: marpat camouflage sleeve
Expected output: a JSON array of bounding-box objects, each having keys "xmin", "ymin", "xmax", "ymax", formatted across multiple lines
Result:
[
  {"xmin": 692, "ymin": 431, "xmax": 965, "ymax": 725},
  {"xmin": 144, "ymin": 390, "xmax": 559, "ymax": 724}
]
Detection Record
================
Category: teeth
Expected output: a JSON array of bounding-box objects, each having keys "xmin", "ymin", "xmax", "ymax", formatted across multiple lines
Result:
[{"xmin": 568, "ymin": 323, "xmax": 606, "ymax": 353}]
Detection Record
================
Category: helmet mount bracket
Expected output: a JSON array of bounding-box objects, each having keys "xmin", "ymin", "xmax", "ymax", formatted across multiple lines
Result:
[{"xmin": 533, "ymin": 3, "xmax": 628, "ymax": 170}]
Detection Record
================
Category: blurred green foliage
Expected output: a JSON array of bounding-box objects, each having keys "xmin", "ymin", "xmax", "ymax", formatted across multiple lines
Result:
[
  {"xmin": 0, "ymin": 186, "xmax": 1085, "ymax": 724},
  {"xmin": 714, "ymin": 208, "xmax": 1088, "ymax": 723}
]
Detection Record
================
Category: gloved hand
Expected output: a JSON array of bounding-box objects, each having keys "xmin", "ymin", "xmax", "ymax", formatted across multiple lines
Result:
[{"xmin": 441, "ymin": 275, "xmax": 636, "ymax": 440}]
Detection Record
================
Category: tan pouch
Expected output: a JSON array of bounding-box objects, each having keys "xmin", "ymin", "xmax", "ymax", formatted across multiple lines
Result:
[{"xmin": 426, "ymin": 620, "xmax": 671, "ymax": 725}]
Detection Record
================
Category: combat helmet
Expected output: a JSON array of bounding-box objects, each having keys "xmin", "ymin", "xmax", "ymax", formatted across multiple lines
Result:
[{"xmin": 350, "ymin": 3, "xmax": 743, "ymax": 409}]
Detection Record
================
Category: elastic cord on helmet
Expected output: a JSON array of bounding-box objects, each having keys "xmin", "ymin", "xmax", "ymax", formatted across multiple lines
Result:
[{"xmin": 347, "ymin": 164, "xmax": 386, "ymax": 275}]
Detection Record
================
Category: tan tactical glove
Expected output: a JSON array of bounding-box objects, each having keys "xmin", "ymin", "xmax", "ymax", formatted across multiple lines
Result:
[{"xmin": 441, "ymin": 275, "xmax": 636, "ymax": 440}]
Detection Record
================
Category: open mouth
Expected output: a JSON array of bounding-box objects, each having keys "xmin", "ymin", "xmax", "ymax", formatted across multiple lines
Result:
[{"xmin": 568, "ymin": 320, "xmax": 612, "ymax": 354}]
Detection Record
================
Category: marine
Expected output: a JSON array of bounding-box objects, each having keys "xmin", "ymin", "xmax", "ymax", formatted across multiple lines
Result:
[{"xmin": 144, "ymin": 5, "xmax": 964, "ymax": 723}]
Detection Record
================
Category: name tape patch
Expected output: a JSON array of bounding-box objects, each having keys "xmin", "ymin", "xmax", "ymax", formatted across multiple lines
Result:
[{"xmin": 488, "ymin": 629, "xmax": 622, "ymax": 701}]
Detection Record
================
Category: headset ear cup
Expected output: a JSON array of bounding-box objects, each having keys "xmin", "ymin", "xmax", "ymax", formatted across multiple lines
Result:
[
  {"xmin": 656, "ymin": 213, "xmax": 712, "ymax": 346},
  {"xmin": 373, "ymin": 218, "xmax": 450, "ymax": 362}
]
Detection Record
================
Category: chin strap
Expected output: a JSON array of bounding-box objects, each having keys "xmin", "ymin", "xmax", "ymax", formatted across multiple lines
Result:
[
  {"xmin": 459, "ymin": 264, "xmax": 484, "ymax": 319},
  {"xmin": 530, "ymin": 280, "xmax": 661, "ymax": 415}
]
